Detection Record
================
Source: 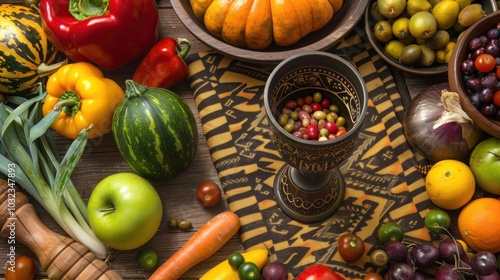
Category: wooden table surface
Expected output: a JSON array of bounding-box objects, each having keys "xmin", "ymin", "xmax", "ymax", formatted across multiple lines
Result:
[{"xmin": 0, "ymin": 0, "xmax": 451, "ymax": 279}]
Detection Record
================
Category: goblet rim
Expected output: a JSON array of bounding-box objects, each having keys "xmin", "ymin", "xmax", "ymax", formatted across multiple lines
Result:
[{"xmin": 263, "ymin": 51, "xmax": 368, "ymax": 146}]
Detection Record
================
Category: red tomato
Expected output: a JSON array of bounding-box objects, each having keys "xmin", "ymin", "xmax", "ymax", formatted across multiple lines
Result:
[
  {"xmin": 338, "ymin": 233, "xmax": 365, "ymax": 262},
  {"xmin": 363, "ymin": 272, "xmax": 384, "ymax": 280},
  {"xmin": 296, "ymin": 264, "xmax": 344, "ymax": 280},
  {"xmin": 494, "ymin": 90, "xmax": 500, "ymax": 107},
  {"xmin": 475, "ymin": 53, "xmax": 496, "ymax": 73},
  {"xmin": 5, "ymin": 255, "xmax": 35, "ymax": 280},
  {"xmin": 196, "ymin": 181, "xmax": 222, "ymax": 207}
]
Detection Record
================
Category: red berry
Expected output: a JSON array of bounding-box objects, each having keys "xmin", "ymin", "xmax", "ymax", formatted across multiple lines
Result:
[
  {"xmin": 307, "ymin": 124, "xmax": 319, "ymax": 139},
  {"xmin": 321, "ymin": 98, "xmax": 330, "ymax": 109},
  {"xmin": 310, "ymin": 102, "xmax": 322, "ymax": 112},
  {"xmin": 325, "ymin": 121, "xmax": 339, "ymax": 134}
]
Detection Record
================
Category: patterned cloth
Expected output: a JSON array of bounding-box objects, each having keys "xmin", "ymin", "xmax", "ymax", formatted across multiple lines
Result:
[{"xmin": 186, "ymin": 30, "xmax": 434, "ymax": 278}]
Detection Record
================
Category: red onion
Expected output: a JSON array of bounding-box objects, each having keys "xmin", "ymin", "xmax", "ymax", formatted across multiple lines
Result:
[
  {"xmin": 261, "ymin": 262, "xmax": 288, "ymax": 280},
  {"xmin": 403, "ymin": 83, "xmax": 484, "ymax": 163}
]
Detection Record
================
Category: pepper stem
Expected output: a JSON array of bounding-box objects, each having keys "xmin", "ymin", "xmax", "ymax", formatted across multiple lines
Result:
[
  {"xmin": 177, "ymin": 38, "xmax": 191, "ymax": 60},
  {"xmin": 125, "ymin": 80, "xmax": 148, "ymax": 99},
  {"xmin": 54, "ymin": 91, "xmax": 82, "ymax": 117},
  {"xmin": 37, "ymin": 59, "xmax": 68, "ymax": 78},
  {"xmin": 69, "ymin": 0, "xmax": 110, "ymax": 21}
]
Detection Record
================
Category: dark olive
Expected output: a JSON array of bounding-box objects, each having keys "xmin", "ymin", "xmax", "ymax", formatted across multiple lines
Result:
[
  {"xmin": 400, "ymin": 44, "xmax": 422, "ymax": 65},
  {"xmin": 177, "ymin": 220, "xmax": 192, "ymax": 230},
  {"xmin": 168, "ymin": 218, "xmax": 178, "ymax": 228}
]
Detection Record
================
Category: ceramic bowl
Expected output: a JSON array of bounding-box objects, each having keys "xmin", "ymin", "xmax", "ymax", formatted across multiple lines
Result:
[
  {"xmin": 365, "ymin": 0, "xmax": 498, "ymax": 75},
  {"xmin": 171, "ymin": 0, "xmax": 369, "ymax": 63},
  {"xmin": 448, "ymin": 10, "xmax": 500, "ymax": 138}
]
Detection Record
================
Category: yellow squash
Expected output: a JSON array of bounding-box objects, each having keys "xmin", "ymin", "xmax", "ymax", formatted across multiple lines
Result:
[
  {"xmin": 191, "ymin": 0, "xmax": 343, "ymax": 49},
  {"xmin": 200, "ymin": 248, "xmax": 269, "ymax": 280}
]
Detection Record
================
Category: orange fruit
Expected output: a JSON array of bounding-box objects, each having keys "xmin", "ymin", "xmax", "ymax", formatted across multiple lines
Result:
[
  {"xmin": 458, "ymin": 197, "xmax": 500, "ymax": 253},
  {"xmin": 424, "ymin": 159, "xmax": 475, "ymax": 210}
]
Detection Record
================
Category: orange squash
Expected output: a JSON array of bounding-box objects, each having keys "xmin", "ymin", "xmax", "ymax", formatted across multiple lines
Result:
[{"xmin": 190, "ymin": 0, "xmax": 343, "ymax": 50}]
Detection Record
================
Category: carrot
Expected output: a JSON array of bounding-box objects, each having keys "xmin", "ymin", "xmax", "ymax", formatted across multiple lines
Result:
[{"xmin": 149, "ymin": 211, "xmax": 240, "ymax": 280}]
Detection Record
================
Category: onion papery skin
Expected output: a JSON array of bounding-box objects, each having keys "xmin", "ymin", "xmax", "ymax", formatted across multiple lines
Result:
[{"xmin": 403, "ymin": 83, "xmax": 485, "ymax": 163}]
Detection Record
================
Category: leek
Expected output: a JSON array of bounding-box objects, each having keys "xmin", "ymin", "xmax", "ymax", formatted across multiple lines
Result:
[{"xmin": 0, "ymin": 85, "xmax": 108, "ymax": 259}]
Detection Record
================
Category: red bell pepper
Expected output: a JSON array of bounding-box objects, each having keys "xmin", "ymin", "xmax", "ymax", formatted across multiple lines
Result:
[
  {"xmin": 39, "ymin": 0, "xmax": 159, "ymax": 70},
  {"xmin": 296, "ymin": 264, "xmax": 345, "ymax": 280},
  {"xmin": 132, "ymin": 37, "xmax": 191, "ymax": 89}
]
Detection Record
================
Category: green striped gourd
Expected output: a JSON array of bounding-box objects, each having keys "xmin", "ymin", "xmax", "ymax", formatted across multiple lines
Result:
[
  {"xmin": 0, "ymin": 4, "xmax": 66, "ymax": 95},
  {"xmin": 112, "ymin": 80, "xmax": 199, "ymax": 180}
]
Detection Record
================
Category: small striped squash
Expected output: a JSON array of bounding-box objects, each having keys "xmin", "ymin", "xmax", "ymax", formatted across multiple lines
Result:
[
  {"xmin": 0, "ymin": 4, "xmax": 66, "ymax": 95},
  {"xmin": 112, "ymin": 80, "xmax": 199, "ymax": 180}
]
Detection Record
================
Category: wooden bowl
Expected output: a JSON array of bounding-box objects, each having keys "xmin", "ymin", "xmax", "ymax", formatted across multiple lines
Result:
[
  {"xmin": 365, "ymin": 0, "xmax": 498, "ymax": 75},
  {"xmin": 448, "ymin": 10, "xmax": 500, "ymax": 138},
  {"xmin": 170, "ymin": 0, "xmax": 368, "ymax": 63}
]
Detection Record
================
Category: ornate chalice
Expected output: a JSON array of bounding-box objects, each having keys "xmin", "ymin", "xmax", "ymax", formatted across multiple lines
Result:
[{"xmin": 264, "ymin": 52, "xmax": 368, "ymax": 223}]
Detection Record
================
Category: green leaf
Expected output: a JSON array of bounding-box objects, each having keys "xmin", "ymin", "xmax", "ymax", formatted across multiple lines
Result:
[{"xmin": 52, "ymin": 126, "xmax": 91, "ymax": 200}]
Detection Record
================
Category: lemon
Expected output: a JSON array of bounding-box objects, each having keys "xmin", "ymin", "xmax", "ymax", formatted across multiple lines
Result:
[
  {"xmin": 406, "ymin": 0, "xmax": 432, "ymax": 16},
  {"xmin": 436, "ymin": 49, "xmax": 448, "ymax": 63},
  {"xmin": 432, "ymin": 0, "xmax": 460, "ymax": 30},
  {"xmin": 425, "ymin": 159, "xmax": 475, "ymax": 210},
  {"xmin": 456, "ymin": 0, "xmax": 472, "ymax": 10},
  {"xmin": 384, "ymin": 40, "xmax": 406, "ymax": 60},
  {"xmin": 445, "ymin": 41, "xmax": 456, "ymax": 52},
  {"xmin": 392, "ymin": 17, "xmax": 410, "ymax": 39},
  {"xmin": 374, "ymin": 20, "xmax": 393, "ymax": 43}
]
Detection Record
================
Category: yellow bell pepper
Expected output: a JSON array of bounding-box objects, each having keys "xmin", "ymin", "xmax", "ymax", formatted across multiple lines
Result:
[
  {"xmin": 42, "ymin": 62, "xmax": 125, "ymax": 139},
  {"xmin": 200, "ymin": 249, "xmax": 269, "ymax": 280}
]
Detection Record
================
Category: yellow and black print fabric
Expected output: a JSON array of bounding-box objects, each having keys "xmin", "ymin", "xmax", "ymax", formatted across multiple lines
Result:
[{"xmin": 187, "ymin": 29, "xmax": 434, "ymax": 278}]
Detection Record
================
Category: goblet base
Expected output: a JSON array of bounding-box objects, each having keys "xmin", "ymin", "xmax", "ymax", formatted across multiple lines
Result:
[{"xmin": 273, "ymin": 164, "xmax": 345, "ymax": 223}]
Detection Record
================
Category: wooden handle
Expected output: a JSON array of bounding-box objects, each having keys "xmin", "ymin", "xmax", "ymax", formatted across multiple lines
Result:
[{"xmin": 0, "ymin": 179, "xmax": 123, "ymax": 280}]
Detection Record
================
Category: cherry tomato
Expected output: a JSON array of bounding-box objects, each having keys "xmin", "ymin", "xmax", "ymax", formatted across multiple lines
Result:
[
  {"xmin": 493, "ymin": 90, "xmax": 500, "ymax": 107},
  {"xmin": 228, "ymin": 252, "xmax": 245, "ymax": 269},
  {"xmin": 337, "ymin": 233, "xmax": 365, "ymax": 262},
  {"xmin": 424, "ymin": 209, "xmax": 451, "ymax": 234},
  {"xmin": 136, "ymin": 248, "xmax": 159, "ymax": 270},
  {"xmin": 296, "ymin": 264, "xmax": 344, "ymax": 280},
  {"xmin": 377, "ymin": 222, "xmax": 404, "ymax": 244},
  {"xmin": 369, "ymin": 249, "xmax": 389, "ymax": 267},
  {"xmin": 5, "ymin": 255, "xmax": 35, "ymax": 280},
  {"xmin": 238, "ymin": 262, "xmax": 260, "ymax": 280},
  {"xmin": 196, "ymin": 181, "xmax": 222, "ymax": 207},
  {"xmin": 363, "ymin": 272, "xmax": 384, "ymax": 280},
  {"xmin": 475, "ymin": 53, "xmax": 496, "ymax": 73}
]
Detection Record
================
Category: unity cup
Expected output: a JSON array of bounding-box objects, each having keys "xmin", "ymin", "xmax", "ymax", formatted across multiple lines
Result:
[{"xmin": 264, "ymin": 52, "xmax": 368, "ymax": 223}]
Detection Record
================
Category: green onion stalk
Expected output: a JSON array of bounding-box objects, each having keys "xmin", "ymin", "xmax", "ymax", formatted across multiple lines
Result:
[{"xmin": 0, "ymin": 84, "xmax": 108, "ymax": 259}]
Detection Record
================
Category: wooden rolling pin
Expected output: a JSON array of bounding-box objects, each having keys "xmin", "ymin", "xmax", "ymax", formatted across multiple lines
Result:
[{"xmin": 0, "ymin": 179, "xmax": 123, "ymax": 280}]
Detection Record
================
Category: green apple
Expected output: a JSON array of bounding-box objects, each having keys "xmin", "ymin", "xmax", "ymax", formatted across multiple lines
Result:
[
  {"xmin": 469, "ymin": 137, "xmax": 500, "ymax": 195},
  {"xmin": 87, "ymin": 172, "xmax": 163, "ymax": 250}
]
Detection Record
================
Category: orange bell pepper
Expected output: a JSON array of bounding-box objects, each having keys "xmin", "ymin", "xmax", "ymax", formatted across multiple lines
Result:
[{"xmin": 42, "ymin": 62, "xmax": 125, "ymax": 139}]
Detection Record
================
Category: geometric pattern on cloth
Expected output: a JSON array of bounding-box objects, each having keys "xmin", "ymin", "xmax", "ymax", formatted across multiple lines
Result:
[{"xmin": 186, "ymin": 29, "xmax": 434, "ymax": 278}]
